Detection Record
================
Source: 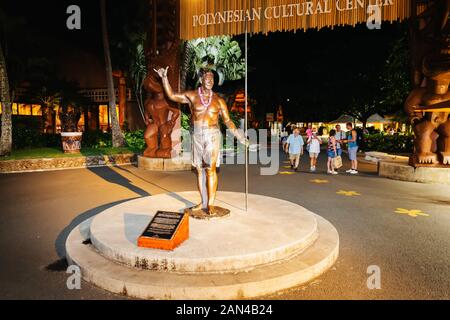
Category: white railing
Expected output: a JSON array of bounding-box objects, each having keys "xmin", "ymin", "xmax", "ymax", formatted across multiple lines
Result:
[
  {"xmin": 12, "ymin": 87, "xmax": 133, "ymax": 103},
  {"xmin": 78, "ymin": 88, "xmax": 133, "ymax": 103}
]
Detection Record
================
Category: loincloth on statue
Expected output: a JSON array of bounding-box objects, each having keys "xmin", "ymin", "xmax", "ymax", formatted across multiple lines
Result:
[{"xmin": 192, "ymin": 125, "xmax": 222, "ymax": 169}]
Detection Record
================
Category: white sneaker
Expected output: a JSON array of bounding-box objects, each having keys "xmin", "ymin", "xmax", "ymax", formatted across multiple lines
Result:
[
  {"xmin": 331, "ymin": 171, "xmax": 338, "ymax": 175},
  {"xmin": 346, "ymin": 169, "xmax": 353, "ymax": 173},
  {"xmin": 350, "ymin": 170, "xmax": 358, "ymax": 175},
  {"xmin": 311, "ymin": 167, "xmax": 316, "ymax": 172}
]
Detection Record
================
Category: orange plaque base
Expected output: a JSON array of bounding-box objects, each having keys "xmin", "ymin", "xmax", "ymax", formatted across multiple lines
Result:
[{"xmin": 138, "ymin": 211, "xmax": 189, "ymax": 251}]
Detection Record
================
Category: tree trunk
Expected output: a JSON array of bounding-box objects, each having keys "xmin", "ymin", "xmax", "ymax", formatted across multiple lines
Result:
[
  {"xmin": 180, "ymin": 41, "xmax": 190, "ymax": 91},
  {"xmin": 362, "ymin": 119, "xmax": 368, "ymax": 129},
  {"xmin": 100, "ymin": 0, "xmax": 125, "ymax": 147},
  {"xmin": 0, "ymin": 41, "xmax": 12, "ymax": 156}
]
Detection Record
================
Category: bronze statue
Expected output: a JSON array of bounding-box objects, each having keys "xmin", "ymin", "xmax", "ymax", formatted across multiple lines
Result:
[
  {"xmin": 405, "ymin": 0, "xmax": 450, "ymax": 166},
  {"xmin": 155, "ymin": 67, "xmax": 247, "ymax": 217}
]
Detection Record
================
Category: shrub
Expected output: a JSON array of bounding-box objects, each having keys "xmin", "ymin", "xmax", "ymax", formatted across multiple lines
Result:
[
  {"xmin": 11, "ymin": 116, "xmax": 42, "ymax": 149},
  {"xmin": 8, "ymin": 116, "xmax": 64, "ymax": 149},
  {"xmin": 82, "ymin": 130, "xmax": 112, "ymax": 148},
  {"xmin": 364, "ymin": 133, "xmax": 413, "ymax": 154},
  {"xmin": 125, "ymin": 130, "xmax": 146, "ymax": 151},
  {"xmin": 181, "ymin": 112, "xmax": 191, "ymax": 131},
  {"xmin": 41, "ymin": 133, "xmax": 61, "ymax": 148}
]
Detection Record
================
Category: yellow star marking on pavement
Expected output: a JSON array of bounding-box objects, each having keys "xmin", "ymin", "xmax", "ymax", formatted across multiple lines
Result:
[
  {"xmin": 279, "ymin": 171, "xmax": 295, "ymax": 175},
  {"xmin": 395, "ymin": 208, "xmax": 430, "ymax": 218},
  {"xmin": 283, "ymin": 166, "xmax": 292, "ymax": 169},
  {"xmin": 310, "ymin": 179, "xmax": 329, "ymax": 184},
  {"xmin": 336, "ymin": 190, "xmax": 361, "ymax": 196}
]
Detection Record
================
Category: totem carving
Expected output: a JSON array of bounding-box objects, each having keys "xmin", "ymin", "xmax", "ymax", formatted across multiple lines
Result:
[
  {"xmin": 142, "ymin": 0, "xmax": 181, "ymax": 158},
  {"xmin": 405, "ymin": 0, "xmax": 450, "ymax": 166}
]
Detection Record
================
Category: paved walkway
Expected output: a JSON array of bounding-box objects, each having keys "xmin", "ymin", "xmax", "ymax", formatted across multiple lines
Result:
[{"xmin": 0, "ymin": 152, "xmax": 449, "ymax": 299}]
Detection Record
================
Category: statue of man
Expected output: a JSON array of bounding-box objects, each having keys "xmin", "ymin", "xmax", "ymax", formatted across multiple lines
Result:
[{"xmin": 155, "ymin": 67, "xmax": 247, "ymax": 216}]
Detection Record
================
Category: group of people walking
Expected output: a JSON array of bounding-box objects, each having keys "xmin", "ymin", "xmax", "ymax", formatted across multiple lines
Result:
[{"xmin": 283, "ymin": 122, "xmax": 359, "ymax": 175}]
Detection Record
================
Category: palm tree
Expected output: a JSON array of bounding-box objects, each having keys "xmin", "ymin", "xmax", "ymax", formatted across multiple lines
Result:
[
  {"xmin": 36, "ymin": 87, "xmax": 61, "ymax": 134},
  {"xmin": 100, "ymin": 0, "xmax": 125, "ymax": 147},
  {"xmin": 0, "ymin": 41, "xmax": 12, "ymax": 156},
  {"xmin": 129, "ymin": 41, "xmax": 147, "ymax": 122},
  {"xmin": 180, "ymin": 40, "xmax": 193, "ymax": 91}
]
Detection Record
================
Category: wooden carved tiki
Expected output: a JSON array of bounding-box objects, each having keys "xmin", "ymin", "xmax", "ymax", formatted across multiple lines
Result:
[
  {"xmin": 405, "ymin": 0, "xmax": 450, "ymax": 166},
  {"xmin": 142, "ymin": 0, "xmax": 181, "ymax": 158}
]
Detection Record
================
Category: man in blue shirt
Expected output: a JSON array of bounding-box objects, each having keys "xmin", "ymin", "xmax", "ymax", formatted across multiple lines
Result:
[{"xmin": 284, "ymin": 128, "xmax": 304, "ymax": 171}]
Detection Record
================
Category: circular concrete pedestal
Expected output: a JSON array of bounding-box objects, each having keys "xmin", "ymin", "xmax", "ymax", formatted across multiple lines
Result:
[
  {"xmin": 379, "ymin": 160, "xmax": 450, "ymax": 185},
  {"xmin": 66, "ymin": 192, "xmax": 339, "ymax": 299}
]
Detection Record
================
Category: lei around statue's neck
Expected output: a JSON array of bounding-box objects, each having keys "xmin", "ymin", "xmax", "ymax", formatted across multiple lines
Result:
[{"xmin": 199, "ymin": 86, "xmax": 213, "ymax": 95}]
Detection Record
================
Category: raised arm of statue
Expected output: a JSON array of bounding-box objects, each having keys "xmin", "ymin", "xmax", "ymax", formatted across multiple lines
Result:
[
  {"xmin": 219, "ymin": 98, "xmax": 248, "ymax": 146},
  {"xmin": 154, "ymin": 67, "xmax": 190, "ymax": 105}
]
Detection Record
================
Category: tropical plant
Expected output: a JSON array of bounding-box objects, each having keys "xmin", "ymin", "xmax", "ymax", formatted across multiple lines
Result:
[
  {"xmin": 100, "ymin": 0, "xmax": 126, "ymax": 147},
  {"xmin": 184, "ymin": 36, "xmax": 246, "ymax": 88},
  {"xmin": 378, "ymin": 36, "xmax": 411, "ymax": 113},
  {"xmin": 59, "ymin": 103, "xmax": 82, "ymax": 133},
  {"xmin": 365, "ymin": 133, "xmax": 414, "ymax": 154},
  {"xmin": 57, "ymin": 81, "xmax": 92, "ymax": 133},
  {"xmin": 58, "ymin": 90, "xmax": 83, "ymax": 133},
  {"xmin": 124, "ymin": 130, "xmax": 146, "ymax": 151},
  {"xmin": 180, "ymin": 112, "xmax": 191, "ymax": 131},
  {"xmin": 82, "ymin": 130, "xmax": 112, "ymax": 148},
  {"xmin": 347, "ymin": 35, "xmax": 411, "ymax": 128},
  {"xmin": 35, "ymin": 87, "xmax": 61, "ymax": 133},
  {"xmin": 129, "ymin": 39, "xmax": 147, "ymax": 122}
]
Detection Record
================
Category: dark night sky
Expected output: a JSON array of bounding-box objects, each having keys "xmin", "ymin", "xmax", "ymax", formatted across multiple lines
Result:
[
  {"xmin": 244, "ymin": 22, "xmax": 406, "ymax": 121},
  {"xmin": 2, "ymin": 0, "xmax": 103, "ymax": 51},
  {"xmin": 1, "ymin": 1, "xmax": 406, "ymax": 122}
]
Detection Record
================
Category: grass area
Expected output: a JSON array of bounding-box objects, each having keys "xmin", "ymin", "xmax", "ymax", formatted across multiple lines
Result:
[{"xmin": 0, "ymin": 147, "xmax": 141, "ymax": 161}]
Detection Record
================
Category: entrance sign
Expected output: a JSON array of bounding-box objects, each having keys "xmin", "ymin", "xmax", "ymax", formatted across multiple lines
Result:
[{"xmin": 180, "ymin": 0, "xmax": 411, "ymax": 40}]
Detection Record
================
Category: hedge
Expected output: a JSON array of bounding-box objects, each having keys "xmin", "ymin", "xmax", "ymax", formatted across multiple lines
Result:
[{"xmin": 364, "ymin": 133, "xmax": 414, "ymax": 154}]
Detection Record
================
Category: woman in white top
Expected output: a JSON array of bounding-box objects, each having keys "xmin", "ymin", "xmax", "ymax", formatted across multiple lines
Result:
[{"xmin": 307, "ymin": 128, "xmax": 322, "ymax": 172}]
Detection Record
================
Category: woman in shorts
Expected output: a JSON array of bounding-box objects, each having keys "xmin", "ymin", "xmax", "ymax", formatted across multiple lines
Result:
[
  {"xmin": 307, "ymin": 128, "xmax": 322, "ymax": 172},
  {"xmin": 327, "ymin": 129, "xmax": 338, "ymax": 175}
]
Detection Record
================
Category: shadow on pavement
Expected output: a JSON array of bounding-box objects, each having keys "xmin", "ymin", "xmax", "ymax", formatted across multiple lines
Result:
[
  {"xmin": 54, "ymin": 166, "xmax": 196, "ymax": 260},
  {"xmin": 114, "ymin": 165, "xmax": 186, "ymax": 194},
  {"xmin": 88, "ymin": 166, "xmax": 150, "ymax": 197},
  {"xmin": 55, "ymin": 197, "xmax": 143, "ymax": 259}
]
